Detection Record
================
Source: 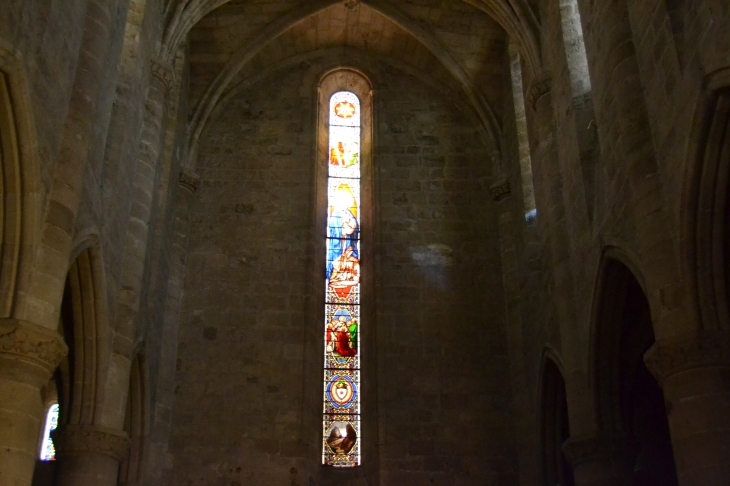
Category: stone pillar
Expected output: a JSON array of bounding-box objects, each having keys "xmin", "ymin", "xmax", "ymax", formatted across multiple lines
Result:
[
  {"xmin": 0, "ymin": 319, "xmax": 67, "ymax": 486},
  {"xmin": 644, "ymin": 331, "xmax": 730, "ymax": 486},
  {"xmin": 114, "ymin": 57, "xmax": 175, "ymax": 347},
  {"xmin": 52, "ymin": 425, "xmax": 130, "ymax": 486},
  {"xmin": 562, "ymin": 435, "xmax": 634, "ymax": 486},
  {"xmin": 142, "ymin": 169, "xmax": 200, "ymax": 482}
]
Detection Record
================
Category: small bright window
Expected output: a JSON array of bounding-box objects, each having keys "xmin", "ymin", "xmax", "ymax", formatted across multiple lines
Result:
[
  {"xmin": 39, "ymin": 404, "xmax": 59, "ymax": 461},
  {"xmin": 508, "ymin": 45, "xmax": 537, "ymax": 222}
]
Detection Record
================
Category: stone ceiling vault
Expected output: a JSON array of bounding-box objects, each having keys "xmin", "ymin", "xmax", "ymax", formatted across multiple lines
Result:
[{"xmin": 172, "ymin": 0, "xmax": 538, "ymax": 169}]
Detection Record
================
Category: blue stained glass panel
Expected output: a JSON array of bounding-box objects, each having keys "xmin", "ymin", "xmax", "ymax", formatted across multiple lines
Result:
[
  {"xmin": 323, "ymin": 91, "xmax": 362, "ymax": 468},
  {"xmin": 39, "ymin": 404, "xmax": 59, "ymax": 461}
]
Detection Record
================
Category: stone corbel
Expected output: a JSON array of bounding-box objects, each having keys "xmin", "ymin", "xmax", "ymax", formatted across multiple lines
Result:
[
  {"xmin": 561, "ymin": 434, "xmax": 635, "ymax": 469},
  {"xmin": 644, "ymin": 330, "xmax": 730, "ymax": 386},
  {"xmin": 528, "ymin": 73, "xmax": 552, "ymax": 110},
  {"xmin": 0, "ymin": 319, "xmax": 68, "ymax": 380},
  {"xmin": 489, "ymin": 179, "xmax": 511, "ymax": 202},
  {"xmin": 179, "ymin": 169, "xmax": 201, "ymax": 194},
  {"xmin": 52, "ymin": 425, "xmax": 131, "ymax": 461},
  {"xmin": 150, "ymin": 58, "xmax": 175, "ymax": 95}
]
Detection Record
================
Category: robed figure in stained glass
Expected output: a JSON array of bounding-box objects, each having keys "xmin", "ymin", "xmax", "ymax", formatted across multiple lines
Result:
[
  {"xmin": 326, "ymin": 184, "xmax": 360, "ymax": 285},
  {"xmin": 323, "ymin": 89, "xmax": 362, "ymax": 468},
  {"xmin": 326, "ymin": 312, "xmax": 358, "ymax": 357}
]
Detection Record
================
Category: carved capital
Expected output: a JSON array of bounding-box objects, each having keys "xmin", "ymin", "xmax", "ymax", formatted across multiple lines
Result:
[
  {"xmin": 489, "ymin": 179, "xmax": 511, "ymax": 202},
  {"xmin": 150, "ymin": 58, "xmax": 175, "ymax": 94},
  {"xmin": 644, "ymin": 330, "xmax": 730, "ymax": 385},
  {"xmin": 179, "ymin": 169, "xmax": 201, "ymax": 194},
  {"xmin": 562, "ymin": 434, "xmax": 634, "ymax": 468},
  {"xmin": 528, "ymin": 73, "xmax": 552, "ymax": 110},
  {"xmin": 0, "ymin": 319, "xmax": 67, "ymax": 375},
  {"xmin": 52, "ymin": 425, "xmax": 130, "ymax": 461}
]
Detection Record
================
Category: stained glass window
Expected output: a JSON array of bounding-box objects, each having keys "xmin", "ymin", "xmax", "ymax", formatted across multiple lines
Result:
[
  {"xmin": 39, "ymin": 404, "xmax": 59, "ymax": 461},
  {"xmin": 323, "ymin": 91, "xmax": 361, "ymax": 467}
]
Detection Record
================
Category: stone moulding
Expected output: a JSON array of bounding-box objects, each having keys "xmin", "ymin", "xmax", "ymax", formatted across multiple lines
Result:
[
  {"xmin": 644, "ymin": 330, "xmax": 730, "ymax": 385},
  {"xmin": 528, "ymin": 73, "xmax": 552, "ymax": 110},
  {"xmin": 52, "ymin": 425, "xmax": 131, "ymax": 461},
  {"xmin": 150, "ymin": 58, "xmax": 175, "ymax": 94},
  {"xmin": 0, "ymin": 318, "xmax": 68, "ymax": 373},
  {"xmin": 178, "ymin": 170, "xmax": 201, "ymax": 193},
  {"xmin": 489, "ymin": 179, "xmax": 511, "ymax": 201}
]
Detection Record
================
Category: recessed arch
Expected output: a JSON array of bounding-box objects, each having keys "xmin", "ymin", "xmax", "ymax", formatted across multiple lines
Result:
[
  {"xmin": 118, "ymin": 349, "xmax": 149, "ymax": 484},
  {"xmin": 590, "ymin": 255, "xmax": 678, "ymax": 484},
  {"xmin": 681, "ymin": 67, "xmax": 730, "ymax": 331},
  {"xmin": 54, "ymin": 245, "xmax": 111, "ymax": 427},
  {"xmin": 537, "ymin": 350, "xmax": 574, "ymax": 486},
  {"xmin": 0, "ymin": 43, "xmax": 42, "ymax": 320}
]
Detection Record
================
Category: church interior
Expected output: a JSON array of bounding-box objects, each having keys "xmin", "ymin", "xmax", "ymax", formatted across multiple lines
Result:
[{"xmin": 0, "ymin": 0, "xmax": 729, "ymax": 485}]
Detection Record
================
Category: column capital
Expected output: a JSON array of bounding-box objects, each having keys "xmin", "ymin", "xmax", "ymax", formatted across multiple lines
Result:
[
  {"xmin": 179, "ymin": 169, "xmax": 201, "ymax": 194},
  {"xmin": 562, "ymin": 434, "xmax": 634, "ymax": 469},
  {"xmin": 0, "ymin": 318, "xmax": 67, "ymax": 376},
  {"xmin": 644, "ymin": 330, "xmax": 730, "ymax": 385},
  {"xmin": 52, "ymin": 425, "xmax": 130, "ymax": 461},
  {"xmin": 489, "ymin": 179, "xmax": 511, "ymax": 202},
  {"xmin": 150, "ymin": 58, "xmax": 175, "ymax": 94},
  {"xmin": 528, "ymin": 72, "xmax": 552, "ymax": 110}
]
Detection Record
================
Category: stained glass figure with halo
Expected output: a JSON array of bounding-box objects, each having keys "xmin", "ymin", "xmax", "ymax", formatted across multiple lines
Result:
[{"xmin": 323, "ymin": 91, "xmax": 362, "ymax": 467}]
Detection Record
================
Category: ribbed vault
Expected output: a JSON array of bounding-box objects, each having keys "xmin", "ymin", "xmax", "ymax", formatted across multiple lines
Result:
[{"xmin": 184, "ymin": 0, "xmax": 514, "ymax": 167}]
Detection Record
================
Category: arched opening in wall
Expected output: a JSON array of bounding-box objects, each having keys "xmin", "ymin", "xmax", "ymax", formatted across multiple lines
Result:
[
  {"xmin": 118, "ymin": 352, "xmax": 148, "ymax": 484},
  {"xmin": 0, "ymin": 71, "xmax": 28, "ymax": 317},
  {"xmin": 558, "ymin": 0, "xmax": 599, "ymax": 222},
  {"xmin": 508, "ymin": 45, "xmax": 537, "ymax": 223},
  {"xmin": 30, "ymin": 247, "xmax": 110, "ymax": 485},
  {"xmin": 594, "ymin": 259, "xmax": 678, "ymax": 485},
  {"xmin": 688, "ymin": 86, "xmax": 730, "ymax": 331},
  {"xmin": 539, "ymin": 358, "xmax": 574, "ymax": 486}
]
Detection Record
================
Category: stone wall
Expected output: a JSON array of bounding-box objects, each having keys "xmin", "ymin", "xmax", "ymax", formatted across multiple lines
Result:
[{"xmin": 168, "ymin": 57, "xmax": 516, "ymax": 485}]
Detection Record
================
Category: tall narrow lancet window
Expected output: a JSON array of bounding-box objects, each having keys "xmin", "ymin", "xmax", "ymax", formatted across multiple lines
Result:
[
  {"xmin": 39, "ymin": 404, "xmax": 59, "ymax": 461},
  {"xmin": 323, "ymin": 91, "xmax": 362, "ymax": 467}
]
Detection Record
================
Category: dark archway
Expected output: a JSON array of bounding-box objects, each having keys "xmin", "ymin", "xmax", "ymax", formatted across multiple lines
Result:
[
  {"xmin": 540, "ymin": 357, "xmax": 574, "ymax": 486},
  {"xmin": 594, "ymin": 259, "xmax": 678, "ymax": 485},
  {"xmin": 118, "ymin": 351, "xmax": 148, "ymax": 485}
]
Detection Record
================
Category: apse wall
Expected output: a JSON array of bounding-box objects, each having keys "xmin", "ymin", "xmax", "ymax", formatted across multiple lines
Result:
[{"xmin": 168, "ymin": 58, "xmax": 514, "ymax": 485}]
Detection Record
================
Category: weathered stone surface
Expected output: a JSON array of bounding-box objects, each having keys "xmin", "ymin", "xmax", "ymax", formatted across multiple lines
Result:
[{"xmin": 0, "ymin": 1, "xmax": 729, "ymax": 485}]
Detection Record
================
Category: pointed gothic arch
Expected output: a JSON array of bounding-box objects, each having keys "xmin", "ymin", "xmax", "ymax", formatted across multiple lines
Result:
[
  {"xmin": 681, "ymin": 67, "xmax": 730, "ymax": 331},
  {"xmin": 0, "ymin": 44, "xmax": 42, "ymax": 319},
  {"xmin": 537, "ymin": 350, "xmax": 574, "ymax": 486},
  {"xmin": 590, "ymin": 254, "xmax": 678, "ymax": 484}
]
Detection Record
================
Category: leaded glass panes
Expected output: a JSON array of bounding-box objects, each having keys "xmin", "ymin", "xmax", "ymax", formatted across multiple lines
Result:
[
  {"xmin": 39, "ymin": 404, "xmax": 59, "ymax": 461},
  {"xmin": 323, "ymin": 91, "xmax": 361, "ymax": 467}
]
